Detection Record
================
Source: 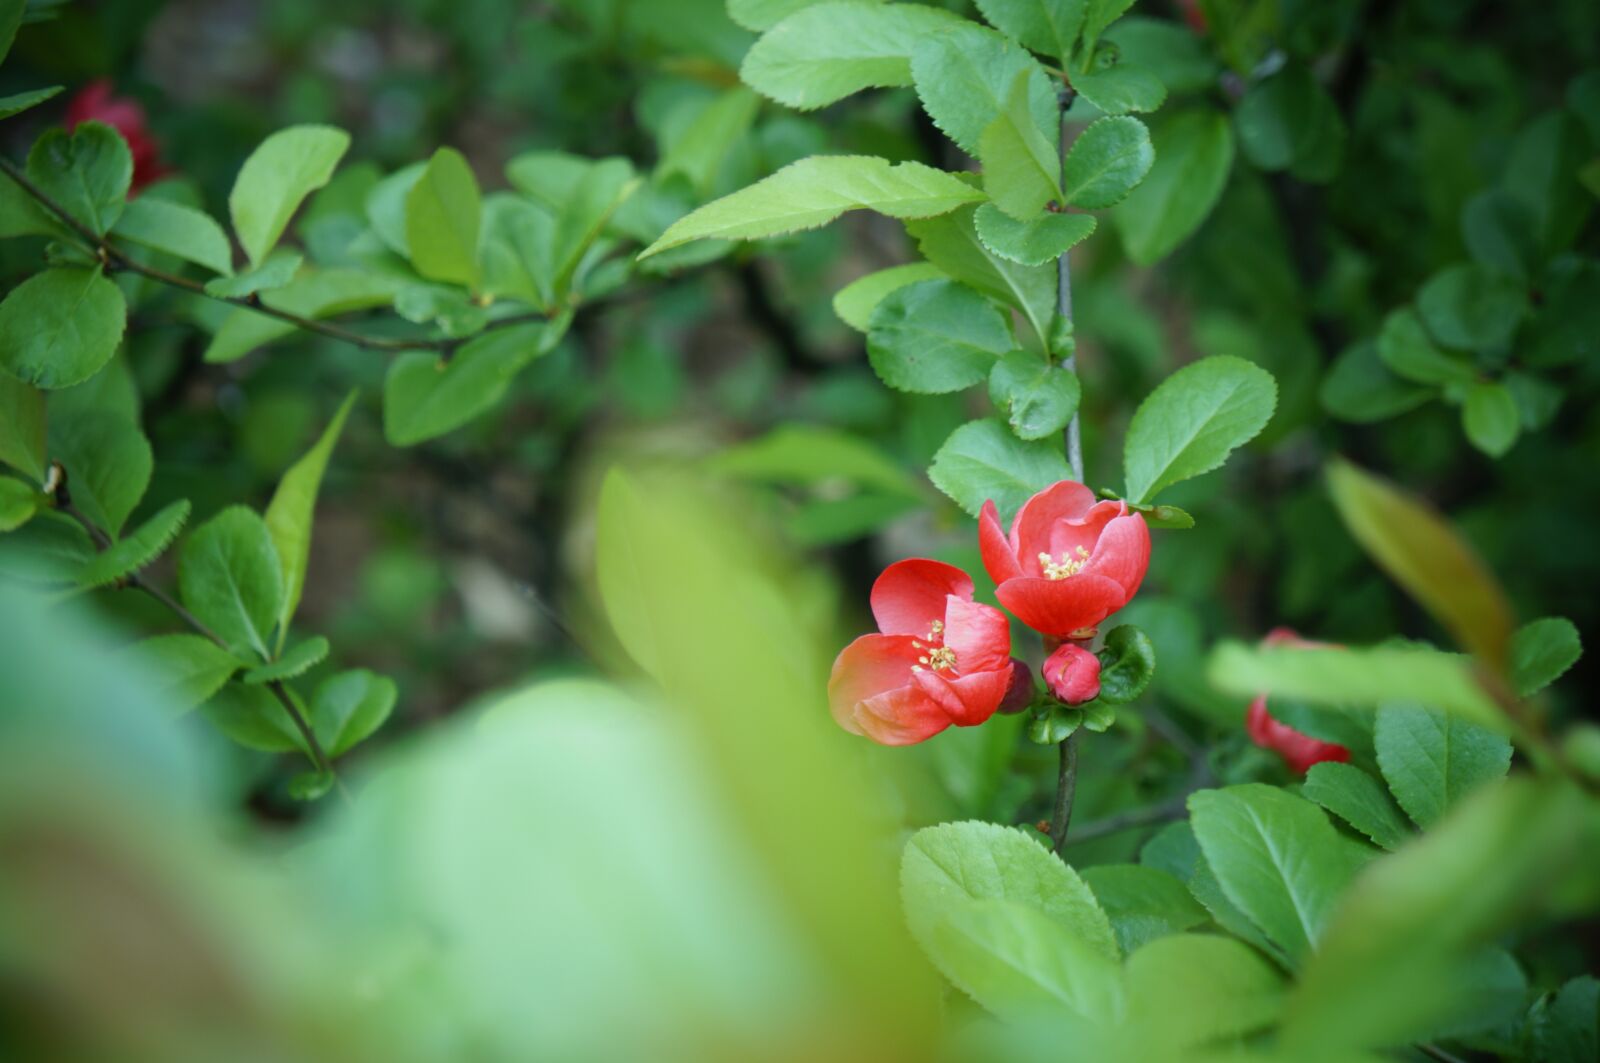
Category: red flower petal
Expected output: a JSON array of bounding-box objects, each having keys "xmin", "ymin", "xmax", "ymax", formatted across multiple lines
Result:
[
  {"xmin": 853, "ymin": 684, "xmax": 955, "ymax": 745},
  {"xmin": 979, "ymin": 500, "xmax": 1023, "ymax": 584},
  {"xmin": 1010, "ymin": 480, "xmax": 1100, "ymax": 556},
  {"xmin": 870, "ymin": 558, "xmax": 973, "ymax": 636},
  {"xmin": 1246, "ymin": 694, "xmax": 1350, "ymax": 774},
  {"xmin": 827, "ymin": 633, "xmax": 921, "ymax": 734},
  {"xmin": 1043, "ymin": 642, "xmax": 1101, "ymax": 704},
  {"xmin": 994, "ymin": 573, "xmax": 1128, "ymax": 639},
  {"xmin": 1083, "ymin": 513, "xmax": 1151, "ymax": 600},
  {"xmin": 942, "ymin": 595, "xmax": 1011, "ymax": 676},
  {"xmin": 913, "ymin": 667, "xmax": 1012, "ymax": 727}
]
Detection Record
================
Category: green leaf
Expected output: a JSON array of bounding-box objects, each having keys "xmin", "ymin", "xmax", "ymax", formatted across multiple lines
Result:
[
  {"xmin": 384, "ymin": 320, "xmax": 566, "ymax": 446},
  {"xmin": 1113, "ymin": 108, "xmax": 1234, "ymax": 265},
  {"xmin": 0, "ymin": 267, "xmax": 127, "ymax": 389},
  {"xmin": 1123, "ymin": 355, "xmax": 1276, "ymax": 504},
  {"xmin": 365, "ymin": 162, "xmax": 424, "ymax": 257},
  {"xmin": 0, "ymin": 477, "xmax": 36, "ymax": 531},
  {"xmin": 1376, "ymin": 307, "xmax": 1475, "ymax": 386},
  {"xmin": 973, "ymin": 0, "xmax": 1086, "ymax": 60},
  {"xmin": 738, "ymin": 1, "xmax": 962, "ymax": 110},
  {"xmin": 76, "ymin": 499, "xmax": 190, "ymax": 589},
  {"xmin": 1320, "ymin": 340, "xmax": 1431, "ymax": 424},
  {"xmin": 1144, "ymin": 504, "xmax": 1193, "ymax": 529},
  {"xmin": 1071, "ymin": 62, "xmax": 1167, "ymax": 116},
  {"xmin": 1122, "ymin": 934, "xmax": 1286, "ymax": 1050},
  {"xmin": 201, "ymin": 249, "xmax": 302, "ymax": 299},
  {"xmin": 975, "ymin": 202, "xmax": 1095, "ymax": 265},
  {"xmin": 711, "ymin": 424, "xmax": 922, "ymax": 497},
  {"xmin": 1188, "ymin": 784, "xmax": 1373, "ymax": 964},
  {"xmin": 988, "ymin": 348, "xmax": 1080, "ymax": 440},
  {"xmin": 1080, "ymin": 864, "xmax": 1206, "ymax": 954},
  {"xmin": 658, "ymin": 87, "xmax": 761, "ymax": 195},
  {"xmin": 1080, "ymin": 0, "xmax": 1135, "ymax": 47},
  {"xmin": 1374, "ymin": 702, "xmax": 1511, "ymax": 830},
  {"xmin": 1531, "ymin": 976, "xmax": 1600, "ymax": 1063},
  {"xmin": 866, "ymin": 279, "xmax": 1013, "ymax": 394},
  {"xmin": 0, "ymin": 167, "xmax": 59, "ymax": 239},
  {"xmin": 929, "ymin": 418, "xmax": 1073, "ymax": 521},
  {"xmin": 0, "ymin": 0, "xmax": 25, "ymax": 65},
  {"xmin": 202, "ymin": 268, "xmax": 404, "ymax": 364},
  {"xmin": 202, "ymin": 682, "xmax": 303, "ymax": 753},
  {"xmin": 26, "ymin": 121, "xmax": 131, "ymax": 236},
  {"xmin": 1509, "ymin": 616, "xmax": 1582, "ymax": 698},
  {"xmin": 1060, "ymin": 115, "xmax": 1154, "ymax": 209},
  {"xmin": 640, "ymin": 155, "xmax": 982, "ymax": 257},
  {"xmin": 910, "ymin": 23, "xmax": 1058, "ymax": 156},
  {"xmin": 831, "ymin": 262, "xmax": 943, "ymax": 331},
  {"xmin": 0, "ymin": 510, "xmax": 92, "ymax": 584},
  {"xmin": 0, "ymin": 373, "xmax": 46, "ymax": 481},
  {"xmin": 1028, "ymin": 702, "xmax": 1084, "ymax": 744},
  {"xmin": 243, "ymin": 635, "xmax": 330, "ymax": 685},
  {"xmin": 111, "ymin": 196, "xmax": 234, "ymax": 276},
  {"xmin": 1301, "ymin": 762, "xmax": 1411, "ymax": 851},
  {"xmin": 728, "ymin": 0, "xmax": 858, "ymax": 30},
  {"xmin": 1206, "ymin": 640, "xmax": 1507, "ymax": 731},
  {"xmin": 265, "ymin": 391, "xmax": 355, "ymax": 641},
  {"xmin": 1326, "ymin": 458, "xmax": 1514, "ymax": 670},
  {"xmin": 1461, "ymin": 189, "xmax": 1538, "ymax": 282},
  {"xmin": 1234, "ymin": 64, "xmax": 1346, "ymax": 182},
  {"xmin": 125, "ymin": 634, "xmax": 242, "ymax": 712},
  {"xmin": 906, "ymin": 206, "xmax": 1057, "ymax": 342},
  {"xmin": 901, "ymin": 820, "xmax": 1119, "ymax": 961},
  {"xmin": 229, "ymin": 124, "xmax": 351, "ymax": 268},
  {"xmin": 1462, "ymin": 381, "xmax": 1520, "ymax": 457},
  {"xmin": 506, "ymin": 153, "xmax": 638, "ymax": 298},
  {"xmin": 1416, "ymin": 262, "xmax": 1527, "ymax": 353},
  {"xmin": 50, "ymin": 410, "xmax": 151, "ymax": 537},
  {"xmin": 1094, "ymin": 624, "xmax": 1154, "ymax": 703},
  {"xmin": 978, "ymin": 70, "xmax": 1061, "ymax": 219},
  {"xmin": 405, "ymin": 146, "xmax": 482, "ymax": 289},
  {"xmin": 178, "ymin": 506, "xmax": 285, "ymax": 661},
  {"xmin": 0, "ymin": 85, "xmax": 64, "ymax": 121},
  {"xmin": 311, "ymin": 668, "xmax": 397, "ymax": 757},
  {"xmin": 1502, "ymin": 112, "xmax": 1592, "ymax": 260}
]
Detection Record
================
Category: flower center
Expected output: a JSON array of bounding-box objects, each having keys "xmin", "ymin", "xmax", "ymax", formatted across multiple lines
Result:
[
  {"xmin": 911, "ymin": 619, "xmax": 956, "ymax": 672},
  {"xmin": 1038, "ymin": 546, "xmax": 1090, "ymax": 580}
]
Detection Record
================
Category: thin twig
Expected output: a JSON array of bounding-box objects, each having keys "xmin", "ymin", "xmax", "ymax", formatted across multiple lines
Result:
[
  {"xmin": 1048, "ymin": 732, "xmax": 1080, "ymax": 852},
  {"xmin": 1057, "ymin": 87, "xmax": 1084, "ymax": 485}
]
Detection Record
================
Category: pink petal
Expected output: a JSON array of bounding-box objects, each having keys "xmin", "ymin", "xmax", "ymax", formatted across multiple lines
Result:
[
  {"xmin": 870, "ymin": 558, "xmax": 974, "ymax": 636},
  {"xmin": 1010, "ymin": 480, "xmax": 1101, "ymax": 556},
  {"xmin": 912, "ymin": 667, "xmax": 1013, "ymax": 727},
  {"xmin": 853, "ymin": 684, "xmax": 955, "ymax": 745},
  {"xmin": 979, "ymin": 500, "xmax": 1023, "ymax": 584},
  {"xmin": 942, "ymin": 595, "xmax": 1011, "ymax": 675},
  {"xmin": 827, "ymin": 634, "xmax": 921, "ymax": 733},
  {"xmin": 1082, "ymin": 513, "xmax": 1151, "ymax": 599},
  {"xmin": 995, "ymin": 574, "xmax": 1128, "ymax": 639}
]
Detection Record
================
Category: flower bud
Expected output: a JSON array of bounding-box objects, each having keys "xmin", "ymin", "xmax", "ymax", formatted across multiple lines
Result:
[
  {"xmin": 1043, "ymin": 643, "xmax": 1100, "ymax": 705},
  {"xmin": 997, "ymin": 657, "xmax": 1035, "ymax": 714}
]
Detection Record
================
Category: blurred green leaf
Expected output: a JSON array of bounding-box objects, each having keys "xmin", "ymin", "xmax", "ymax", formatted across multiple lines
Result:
[
  {"xmin": 311, "ymin": 668, "xmax": 396, "ymax": 757},
  {"xmin": 1509, "ymin": 616, "xmax": 1582, "ymax": 698},
  {"xmin": 406, "ymin": 147, "xmax": 482, "ymax": 289},
  {"xmin": 50, "ymin": 409, "xmax": 151, "ymax": 537},
  {"xmin": 1072, "ymin": 62, "xmax": 1167, "ymax": 116},
  {"xmin": 125, "ymin": 634, "xmax": 242, "ymax": 712},
  {"xmin": 229, "ymin": 125, "xmax": 351, "ymax": 268},
  {"xmin": 27, "ymin": 121, "xmax": 130, "ymax": 236},
  {"xmin": 178, "ymin": 506, "xmax": 284, "ymax": 661},
  {"xmin": 76, "ymin": 498, "xmax": 189, "ymax": 589},
  {"xmin": 1320, "ymin": 340, "xmax": 1431, "ymax": 424},
  {"xmin": 1234, "ymin": 64, "xmax": 1345, "ymax": 182},
  {"xmin": 202, "ymin": 681, "xmax": 302, "ymax": 752},
  {"xmin": 710, "ymin": 423, "xmax": 922, "ymax": 497},
  {"xmin": 0, "ymin": 267, "xmax": 127, "ymax": 389},
  {"xmin": 1461, "ymin": 189, "xmax": 1538, "ymax": 281},
  {"xmin": 112, "ymin": 196, "xmax": 234, "ymax": 276},
  {"xmin": 243, "ymin": 635, "xmax": 330, "ymax": 685},
  {"xmin": 0, "ymin": 477, "xmax": 36, "ymax": 531},
  {"xmin": 1462, "ymin": 380, "xmax": 1520, "ymax": 457},
  {"xmin": 1123, "ymin": 355, "xmax": 1276, "ymax": 504},
  {"xmin": 1114, "ymin": 108, "xmax": 1233, "ymax": 265},
  {"xmin": 1376, "ymin": 307, "xmax": 1475, "ymax": 386},
  {"xmin": 0, "ymin": 373, "xmax": 46, "ymax": 481},
  {"xmin": 202, "ymin": 268, "xmax": 404, "ymax": 364},
  {"xmin": 1416, "ymin": 262, "xmax": 1527, "ymax": 353},
  {"xmin": 1301, "ymin": 762, "xmax": 1410, "ymax": 851},
  {"xmin": 383, "ymin": 320, "xmax": 565, "ymax": 446},
  {"xmin": 1080, "ymin": 864, "xmax": 1206, "ymax": 954},
  {"xmin": 658, "ymin": 87, "xmax": 760, "ymax": 195},
  {"xmin": 201, "ymin": 248, "xmax": 302, "ymax": 299},
  {"xmin": 1121, "ymin": 934, "xmax": 1285, "ymax": 1049},
  {"xmin": 1530, "ymin": 975, "xmax": 1600, "ymax": 1063},
  {"xmin": 906, "ymin": 205, "xmax": 1057, "ymax": 342},
  {"xmin": 265, "ymin": 390, "xmax": 355, "ymax": 641}
]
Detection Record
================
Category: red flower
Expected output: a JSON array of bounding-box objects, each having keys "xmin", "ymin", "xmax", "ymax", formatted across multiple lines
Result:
[
  {"xmin": 1043, "ymin": 642, "xmax": 1101, "ymax": 704},
  {"xmin": 829, "ymin": 559, "xmax": 1017, "ymax": 745},
  {"xmin": 1245, "ymin": 628, "xmax": 1351, "ymax": 774},
  {"xmin": 65, "ymin": 80, "xmax": 168, "ymax": 192},
  {"xmin": 978, "ymin": 481, "xmax": 1150, "ymax": 640}
]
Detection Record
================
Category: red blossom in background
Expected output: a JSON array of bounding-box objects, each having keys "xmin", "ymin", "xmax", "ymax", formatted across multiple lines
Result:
[
  {"xmin": 979, "ymin": 481, "xmax": 1150, "ymax": 640},
  {"xmin": 1245, "ymin": 627, "xmax": 1351, "ymax": 774},
  {"xmin": 65, "ymin": 79, "xmax": 169, "ymax": 191},
  {"xmin": 1043, "ymin": 642, "xmax": 1101, "ymax": 704},
  {"xmin": 829, "ymin": 559, "xmax": 1019, "ymax": 745}
]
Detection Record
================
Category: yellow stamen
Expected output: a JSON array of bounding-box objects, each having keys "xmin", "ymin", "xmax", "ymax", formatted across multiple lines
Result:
[
  {"xmin": 1038, "ymin": 545, "xmax": 1091, "ymax": 580},
  {"xmin": 926, "ymin": 647, "xmax": 957, "ymax": 671}
]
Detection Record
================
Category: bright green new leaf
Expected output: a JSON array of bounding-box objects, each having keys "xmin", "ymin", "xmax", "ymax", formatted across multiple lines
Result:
[
  {"xmin": 1375, "ymin": 702, "xmax": 1512, "ymax": 830},
  {"xmin": 728, "ymin": 0, "xmax": 862, "ymax": 31},
  {"xmin": 365, "ymin": 161, "xmax": 425, "ymax": 257},
  {"xmin": 26, "ymin": 122, "xmax": 131, "ymax": 235},
  {"xmin": 0, "ymin": 85, "xmax": 64, "ymax": 121},
  {"xmin": 112, "ymin": 195, "xmax": 234, "ymax": 276},
  {"xmin": 1072, "ymin": 62, "xmax": 1167, "ymax": 115},
  {"xmin": 1061, "ymin": 115, "xmax": 1154, "ymax": 209},
  {"xmin": 910, "ymin": 23, "xmax": 1058, "ymax": 155},
  {"xmin": 1462, "ymin": 381, "xmax": 1520, "ymax": 457},
  {"xmin": 1093, "ymin": 624, "xmax": 1155, "ymax": 703},
  {"xmin": 867, "ymin": 279, "xmax": 1014, "ymax": 394},
  {"xmin": 229, "ymin": 124, "xmax": 351, "ymax": 267},
  {"xmin": 0, "ymin": 478, "xmax": 35, "ymax": 531},
  {"xmin": 929, "ymin": 418, "xmax": 1074, "ymax": 521},
  {"xmin": 906, "ymin": 206, "xmax": 1057, "ymax": 342},
  {"xmin": 640, "ymin": 155, "xmax": 983, "ymax": 257},
  {"xmin": 202, "ymin": 268, "xmax": 405, "ymax": 364},
  {"xmin": 244, "ymin": 635, "xmax": 330, "ymax": 685},
  {"xmin": 1302, "ymin": 762, "xmax": 1411, "ymax": 851},
  {"xmin": 978, "ymin": 69, "xmax": 1061, "ymax": 219},
  {"xmin": 1123, "ymin": 355, "xmax": 1276, "ymax": 504},
  {"xmin": 311, "ymin": 668, "xmax": 398, "ymax": 757},
  {"xmin": 0, "ymin": 267, "xmax": 127, "ymax": 389},
  {"xmin": 265, "ymin": 391, "xmax": 355, "ymax": 644},
  {"xmin": 406, "ymin": 147, "xmax": 482, "ymax": 289},
  {"xmin": 0, "ymin": 373, "xmax": 46, "ymax": 482},
  {"xmin": 988, "ymin": 348, "xmax": 1081, "ymax": 440},
  {"xmin": 50, "ymin": 410, "xmax": 151, "ymax": 537},
  {"xmin": 973, "ymin": 0, "xmax": 1086, "ymax": 61},
  {"xmin": 1376, "ymin": 306, "xmax": 1475, "ymax": 386},
  {"xmin": 1416, "ymin": 262, "xmax": 1527, "ymax": 352},
  {"xmin": 1079, "ymin": 864, "xmax": 1206, "ymax": 954},
  {"xmin": 1326, "ymin": 458, "xmax": 1514, "ymax": 670},
  {"xmin": 384, "ymin": 320, "xmax": 566, "ymax": 446},
  {"xmin": 1509, "ymin": 616, "xmax": 1582, "ymax": 698},
  {"xmin": 710, "ymin": 424, "xmax": 923, "ymax": 498},
  {"xmin": 832, "ymin": 262, "xmax": 943, "ymax": 331},
  {"xmin": 202, "ymin": 249, "xmax": 301, "ymax": 299},
  {"xmin": 658, "ymin": 87, "xmax": 761, "ymax": 195},
  {"xmin": 739, "ymin": 2, "xmax": 962, "ymax": 110},
  {"xmin": 124, "ymin": 634, "xmax": 243, "ymax": 712},
  {"xmin": 178, "ymin": 506, "xmax": 285, "ymax": 661},
  {"xmin": 1121, "ymin": 934, "xmax": 1285, "ymax": 1050},
  {"xmin": 1188, "ymin": 784, "xmax": 1373, "ymax": 964},
  {"xmin": 1114, "ymin": 108, "xmax": 1234, "ymax": 265},
  {"xmin": 974, "ymin": 202, "xmax": 1095, "ymax": 265},
  {"xmin": 76, "ymin": 499, "xmax": 190, "ymax": 589}
]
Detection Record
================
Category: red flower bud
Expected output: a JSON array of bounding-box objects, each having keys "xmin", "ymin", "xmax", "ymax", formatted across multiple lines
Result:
[
  {"xmin": 1043, "ymin": 642, "xmax": 1101, "ymax": 705},
  {"xmin": 1245, "ymin": 628, "xmax": 1350, "ymax": 774},
  {"xmin": 65, "ymin": 80, "xmax": 169, "ymax": 192}
]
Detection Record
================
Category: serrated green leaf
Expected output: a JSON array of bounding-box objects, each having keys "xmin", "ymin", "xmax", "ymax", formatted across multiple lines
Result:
[
  {"xmin": 831, "ymin": 262, "xmax": 943, "ymax": 330},
  {"xmin": 1188, "ymin": 784, "xmax": 1373, "ymax": 964},
  {"xmin": 50, "ymin": 409, "xmax": 151, "ymax": 537},
  {"xmin": 1122, "ymin": 934, "xmax": 1286, "ymax": 1051},
  {"xmin": 906, "ymin": 205, "xmax": 1057, "ymax": 342},
  {"xmin": 640, "ymin": 155, "xmax": 983, "ymax": 257},
  {"xmin": 312, "ymin": 668, "xmax": 397, "ymax": 757},
  {"xmin": 973, "ymin": 0, "xmax": 1086, "ymax": 61},
  {"xmin": 0, "ymin": 267, "xmax": 127, "ymax": 389},
  {"xmin": 126, "ymin": 634, "xmax": 242, "ymax": 712},
  {"xmin": 1094, "ymin": 624, "xmax": 1154, "ymax": 703},
  {"xmin": 1375, "ymin": 703, "xmax": 1511, "ymax": 830},
  {"xmin": 0, "ymin": 373, "xmax": 46, "ymax": 481},
  {"xmin": 910, "ymin": 23, "xmax": 1058, "ymax": 155},
  {"xmin": 1144, "ymin": 504, "xmax": 1193, "ymax": 529},
  {"xmin": 1509, "ymin": 616, "xmax": 1582, "ymax": 698},
  {"xmin": 1416, "ymin": 262, "xmax": 1527, "ymax": 352},
  {"xmin": 1071, "ymin": 62, "xmax": 1166, "ymax": 115},
  {"xmin": 384, "ymin": 320, "xmax": 566, "ymax": 446},
  {"xmin": 26, "ymin": 122, "xmax": 130, "ymax": 236},
  {"xmin": 0, "ymin": 477, "xmax": 36, "ymax": 531},
  {"xmin": 1462, "ymin": 381, "xmax": 1520, "ymax": 457},
  {"xmin": 979, "ymin": 69, "xmax": 1061, "ymax": 219},
  {"xmin": 866, "ymin": 279, "xmax": 1013, "ymax": 394},
  {"xmin": 1113, "ymin": 108, "xmax": 1234, "ymax": 265},
  {"xmin": 1061, "ymin": 115, "xmax": 1154, "ymax": 209},
  {"xmin": 1080, "ymin": 864, "xmax": 1206, "ymax": 954},
  {"xmin": 406, "ymin": 146, "xmax": 482, "ymax": 289},
  {"xmin": 76, "ymin": 499, "xmax": 190, "ymax": 589},
  {"xmin": 1376, "ymin": 306, "xmax": 1475, "ymax": 386},
  {"xmin": 0, "ymin": 85, "xmax": 64, "ymax": 121},
  {"xmin": 739, "ymin": 2, "xmax": 963, "ymax": 110},
  {"xmin": 974, "ymin": 202, "xmax": 1095, "ymax": 265},
  {"xmin": 1123, "ymin": 355, "xmax": 1276, "ymax": 504},
  {"xmin": 202, "ymin": 681, "xmax": 303, "ymax": 753},
  {"xmin": 929, "ymin": 418, "xmax": 1073, "ymax": 521},
  {"xmin": 988, "ymin": 348, "xmax": 1081, "ymax": 439},
  {"xmin": 265, "ymin": 391, "xmax": 355, "ymax": 643},
  {"xmin": 178, "ymin": 506, "xmax": 284, "ymax": 661},
  {"xmin": 243, "ymin": 635, "xmax": 330, "ymax": 685},
  {"xmin": 202, "ymin": 248, "xmax": 302, "ymax": 299},
  {"xmin": 229, "ymin": 124, "xmax": 351, "ymax": 267},
  {"xmin": 112, "ymin": 195, "xmax": 234, "ymax": 276},
  {"xmin": 1302, "ymin": 762, "xmax": 1411, "ymax": 851}
]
